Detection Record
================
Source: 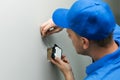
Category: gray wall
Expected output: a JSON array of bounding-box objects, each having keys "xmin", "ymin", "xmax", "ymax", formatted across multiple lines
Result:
[
  {"xmin": 0, "ymin": 0, "xmax": 91, "ymax": 80},
  {"xmin": 0, "ymin": 0, "xmax": 119, "ymax": 80},
  {"xmin": 105, "ymin": 0, "xmax": 120, "ymax": 24}
]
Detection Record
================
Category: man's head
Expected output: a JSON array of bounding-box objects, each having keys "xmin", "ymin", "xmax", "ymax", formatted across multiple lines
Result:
[
  {"xmin": 66, "ymin": 29, "xmax": 113, "ymax": 55},
  {"xmin": 52, "ymin": 0, "xmax": 116, "ymax": 55},
  {"xmin": 66, "ymin": 29, "xmax": 90, "ymax": 55}
]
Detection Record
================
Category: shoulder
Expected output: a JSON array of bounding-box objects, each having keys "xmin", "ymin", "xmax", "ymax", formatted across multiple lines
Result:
[{"xmin": 85, "ymin": 62, "xmax": 120, "ymax": 80}]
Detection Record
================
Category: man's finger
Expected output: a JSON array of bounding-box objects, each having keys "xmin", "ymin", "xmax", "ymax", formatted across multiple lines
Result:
[
  {"xmin": 41, "ymin": 20, "xmax": 49, "ymax": 28},
  {"xmin": 50, "ymin": 58, "xmax": 61, "ymax": 67},
  {"xmin": 48, "ymin": 28, "xmax": 62, "ymax": 35},
  {"xmin": 54, "ymin": 57, "xmax": 63, "ymax": 64}
]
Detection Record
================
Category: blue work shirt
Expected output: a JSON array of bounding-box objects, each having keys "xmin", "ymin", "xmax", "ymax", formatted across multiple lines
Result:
[{"xmin": 85, "ymin": 24, "xmax": 120, "ymax": 80}]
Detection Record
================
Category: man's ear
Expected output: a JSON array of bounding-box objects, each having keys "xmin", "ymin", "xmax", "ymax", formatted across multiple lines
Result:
[{"xmin": 81, "ymin": 37, "xmax": 89, "ymax": 49}]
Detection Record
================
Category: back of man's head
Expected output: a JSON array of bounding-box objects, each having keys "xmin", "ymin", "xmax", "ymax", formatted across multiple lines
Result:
[{"xmin": 52, "ymin": 0, "xmax": 116, "ymax": 42}]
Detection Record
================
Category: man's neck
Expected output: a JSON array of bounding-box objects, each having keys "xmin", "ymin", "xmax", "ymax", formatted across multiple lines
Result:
[{"xmin": 90, "ymin": 40, "xmax": 118, "ymax": 61}]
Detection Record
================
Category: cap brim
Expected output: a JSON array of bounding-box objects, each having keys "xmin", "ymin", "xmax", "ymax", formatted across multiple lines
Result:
[{"xmin": 52, "ymin": 8, "xmax": 69, "ymax": 28}]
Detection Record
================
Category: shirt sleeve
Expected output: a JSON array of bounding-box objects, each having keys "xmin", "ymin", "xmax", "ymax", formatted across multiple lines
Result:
[{"xmin": 113, "ymin": 24, "xmax": 120, "ymax": 45}]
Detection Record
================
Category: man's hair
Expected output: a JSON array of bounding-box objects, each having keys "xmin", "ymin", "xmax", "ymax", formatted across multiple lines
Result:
[{"xmin": 92, "ymin": 33, "xmax": 113, "ymax": 47}]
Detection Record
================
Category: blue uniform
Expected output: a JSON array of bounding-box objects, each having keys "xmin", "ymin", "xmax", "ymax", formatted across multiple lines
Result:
[{"xmin": 85, "ymin": 25, "xmax": 120, "ymax": 80}]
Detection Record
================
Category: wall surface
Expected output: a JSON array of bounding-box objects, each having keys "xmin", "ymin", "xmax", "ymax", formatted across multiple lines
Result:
[
  {"xmin": 0, "ymin": 0, "xmax": 91, "ymax": 80},
  {"xmin": 104, "ymin": 0, "xmax": 120, "ymax": 24},
  {"xmin": 1, "ymin": 0, "xmax": 118, "ymax": 80}
]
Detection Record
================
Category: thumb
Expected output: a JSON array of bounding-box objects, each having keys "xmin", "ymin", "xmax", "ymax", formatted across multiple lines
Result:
[{"xmin": 55, "ymin": 57, "xmax": 62, "ymax": 64}]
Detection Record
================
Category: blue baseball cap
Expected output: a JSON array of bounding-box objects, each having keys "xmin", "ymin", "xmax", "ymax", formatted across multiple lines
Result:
[{"xmin": 52, "ymin": 0, "xmax": 116, "ymax": 40}]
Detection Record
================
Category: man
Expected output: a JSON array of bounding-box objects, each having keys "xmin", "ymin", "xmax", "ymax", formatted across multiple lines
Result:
[{"xmin": 40, "ymin": 0, "xmax": 120, "ymax": 80}]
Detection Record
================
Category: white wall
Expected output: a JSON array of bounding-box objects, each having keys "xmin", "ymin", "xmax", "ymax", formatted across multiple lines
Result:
[{"xmin": 0, "ymin": 0, "xmax": 92, "ymax": 80}]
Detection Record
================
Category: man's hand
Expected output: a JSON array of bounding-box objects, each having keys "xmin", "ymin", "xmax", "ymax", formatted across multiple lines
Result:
[
  {"xmin": 40, "ymin": 19, "xmax": 63, "ymax": 37},
  {"xmin": 50, "ymin": 55, "xmax": 74, "ymax": 80}
]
